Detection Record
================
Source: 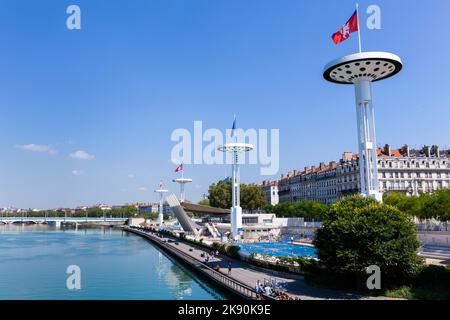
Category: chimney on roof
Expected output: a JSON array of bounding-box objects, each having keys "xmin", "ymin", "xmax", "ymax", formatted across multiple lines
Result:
[
  {"xmin": 304, "ymin": 166, "xmax": 309, "ymax": 172},
  {"xmin": 383, "ymin": 144, "xmax": 391, "ymax": 156},
  {"xmin": 423, "ymin": 145, "xmax": 431, "ymax": 157},
  {"xmin": 401, "ymin": 144, "xmax": 410, "ymax": 157},
  {"xmin": 293, "ymin": 170, "xmax": 297, "ymax": 176},
  {"xmin": 330, "ymin": 161, "xmax": 337, "ymax": 168},
  {"xmin": 319, "ymin": 162, "xmax": 325, "ymax": 170},
  {"xmin": 431, "ymin": 145, "xmax": 440, "ymax": 158}
]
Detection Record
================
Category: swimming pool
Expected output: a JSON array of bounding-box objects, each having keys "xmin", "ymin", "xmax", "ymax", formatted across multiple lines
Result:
[{"xmin": 239, "ymin": 242, "xmax": 317, "ymax": 259}]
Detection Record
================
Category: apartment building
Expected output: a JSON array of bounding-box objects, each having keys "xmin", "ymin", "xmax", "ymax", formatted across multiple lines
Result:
[{"xmin": 278, "ymin": 145, "xmax": 450, "ymax": 204}]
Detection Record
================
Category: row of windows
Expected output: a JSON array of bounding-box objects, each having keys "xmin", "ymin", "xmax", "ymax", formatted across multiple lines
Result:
[
  {"xmin": 380, "ymin": 160, "xmax": 450, "ymax": 169},
  {"xmin": 383, "ymin": 181, "xmax": 448, "ymax": 188},
  {"xmin": 381, "ymin": 172, "xmax": 450, "ymax": 179},
  {"xmin": 292, "ymin": 189, "xmax": 337, "ymax": 198}
]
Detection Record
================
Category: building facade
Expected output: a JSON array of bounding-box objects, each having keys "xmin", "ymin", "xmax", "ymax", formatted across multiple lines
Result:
[
  {"xmin": 278, "ymin": 145, "xmax": 450, "ymax": 204},
  {"xmin": 260, "ymin": 181, "xmax": 279, "ymax": 206},
  {"xmin": 127, "ymin": 202, "xmax": 173, "ymax": 215}
]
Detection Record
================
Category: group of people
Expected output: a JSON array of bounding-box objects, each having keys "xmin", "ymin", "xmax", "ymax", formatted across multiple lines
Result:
[
  {"xmin": 202, "ymin": 250, "xmax": 233, "ymax": 275},
  {"xmin": 255, "ymin": 280, "xmax": 299, "ymax": 300}
]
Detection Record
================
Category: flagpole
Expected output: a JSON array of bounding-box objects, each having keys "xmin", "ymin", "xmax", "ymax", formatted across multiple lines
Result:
[{"xmin": 356, "ymin": 3, "xmax": 362, "ymax": 53}]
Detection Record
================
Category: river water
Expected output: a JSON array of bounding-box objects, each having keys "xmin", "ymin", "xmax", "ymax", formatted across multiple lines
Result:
[{"xmin": 0, "ymin": 224, "xmax": 228, "ymax": 300}]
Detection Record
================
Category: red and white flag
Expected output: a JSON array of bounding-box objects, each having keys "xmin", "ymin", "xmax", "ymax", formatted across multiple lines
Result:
[
  {"xmin": 332, "ymin": 10, "xmax": 359, "ymax": 45},
  {"xmin": 175, "ymin": 164, "xmax": 183, "ymax": 173}
]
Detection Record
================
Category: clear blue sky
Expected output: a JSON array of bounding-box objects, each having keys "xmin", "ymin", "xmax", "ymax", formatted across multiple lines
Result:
[{"xmin": 1, "ymin": 0, "xmax": 450, "ymax": 209}]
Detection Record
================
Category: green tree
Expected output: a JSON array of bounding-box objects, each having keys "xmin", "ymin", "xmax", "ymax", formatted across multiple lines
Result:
[
  {"xmin": 198, "ymin": 199, "xmax": 210, "ymax": 206},
  {"xmin": 208, "ymin": 181, "xmax": 232, "ymax": 209},
  {"xmin": 208, "ymin": 180, "xmax": 266, "ymax": 211},
  {"xmin": 143, "ymin": 212, "xmax": 159, "ymax": 220},
  {"xmin": 240, "ymin": 184, "xmax": 266, "ymax": 211},
  {"xmin": 87, "ymin": 208, "xmax": 103, "ymax": 218},
  {"xmin": 384, "ymin": 192, "xmax": 421, "ymax": 217},
  {"xmin": 314, "ymin": 195, "xmax": 422, "ymax": 284},
  {"xmin": 266, "ymin": 200, "xmax": 328, "ymax": 220},
  {"xmin": 424, "ymin": 189, "xmax": 450, "ymax": 223}
]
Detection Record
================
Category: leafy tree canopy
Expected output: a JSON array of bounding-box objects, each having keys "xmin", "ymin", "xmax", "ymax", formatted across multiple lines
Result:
[
  {"xmin": 208, "ymin": 180, "xmax": 266, "ymax": 211},
  {"xmin": 314, "ymin": 195, "xmax": 422, "ymax": 281}
]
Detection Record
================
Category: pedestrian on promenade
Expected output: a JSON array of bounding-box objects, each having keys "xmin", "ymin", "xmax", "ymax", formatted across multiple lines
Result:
[
  {"xmin": 264, "ymin": 285, "xmax": 272, "ymax": 296},
  {"xmin": 227, "ymin": 262, "xmax": 232, "ymax": 275},
  {"xmin": 215, "ymin": 250, "xmax": 219, "ymax": 257}
]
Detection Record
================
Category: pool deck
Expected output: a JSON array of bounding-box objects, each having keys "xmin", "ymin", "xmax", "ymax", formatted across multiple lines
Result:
[
  {"xmin": 125, "ymin": 227, "xmax": 397, "ymax": 300},
  {"xmin": 291, "ymin": 241, "xmax": 315, "ymax": 247}
]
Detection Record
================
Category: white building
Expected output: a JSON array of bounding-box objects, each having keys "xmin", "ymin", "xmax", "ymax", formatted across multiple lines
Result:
[
  {"xmin": 260, "ymin": 181, "xmax": 279, "ymax": 206},
  {"xmin": 278, "ymin": 145, "xmax": 450, "ymax": 204}
]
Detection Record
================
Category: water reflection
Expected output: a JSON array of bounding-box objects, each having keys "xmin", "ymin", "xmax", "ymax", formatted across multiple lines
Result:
[{"xmin": 0, "ymin": 225, "xmax": 228, "ymax": 300}]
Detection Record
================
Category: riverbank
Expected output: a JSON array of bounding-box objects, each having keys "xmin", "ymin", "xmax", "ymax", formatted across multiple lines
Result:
[
  {"xmin": 124, "ymin": 226, "xmax": 395, "ymax": 300},
  {"xmin": 124, "ymin": 226, "xmax": 273, "ymax": 300}
]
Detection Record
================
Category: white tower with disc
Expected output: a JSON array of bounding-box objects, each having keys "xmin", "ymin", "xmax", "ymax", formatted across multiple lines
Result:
[
  {"xmin": 154, "ymin": 182, "xmax": 168, "ymax": 226},
  {"xmin": 173, "ymin": 169, "xmax": 192, "ymax": 203},
  {"xmin": 323, "ymin": 51, "xmax": 403, "ymax": 202},
  {"xmin": 218, "ymin": 142, "xmax": 253, "ymax": 241},
  {"xmin": 173, "ymin": 178, "xmax": 192, "ymax": 203}
]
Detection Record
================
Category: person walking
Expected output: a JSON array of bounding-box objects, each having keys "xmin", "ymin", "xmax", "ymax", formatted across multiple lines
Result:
[{"xmin": 227, "ymin": 262, "xmax": 232, "ymax": 275}]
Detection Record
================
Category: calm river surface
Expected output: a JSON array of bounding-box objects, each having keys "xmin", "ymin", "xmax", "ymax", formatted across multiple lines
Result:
[{"xmin": 0, "ymin": 224, "xmax": 228, "ymax": 300}]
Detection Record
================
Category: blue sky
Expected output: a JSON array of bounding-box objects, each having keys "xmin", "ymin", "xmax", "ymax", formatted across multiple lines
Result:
[{"xmin": 1, "ymin": 0, "xmax": 450, "ymax": 209}]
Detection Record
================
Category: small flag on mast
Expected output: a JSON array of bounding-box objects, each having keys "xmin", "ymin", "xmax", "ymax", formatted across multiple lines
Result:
[
  {"xmin": 175, "ymin": 164, "xmax": 183, "ymax": 173},
  {"xmin": 331, "ymin": 10, "xmax": 359, "ymax": 45},
  {"xmin": 231, "ymin": 115, "xmax": 236, "ymax": 137}
]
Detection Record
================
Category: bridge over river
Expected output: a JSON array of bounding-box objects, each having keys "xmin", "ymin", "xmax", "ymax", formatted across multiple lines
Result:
[{"xmin": 0, "ymin": 217, "xmax": 127, "ymax": 225}]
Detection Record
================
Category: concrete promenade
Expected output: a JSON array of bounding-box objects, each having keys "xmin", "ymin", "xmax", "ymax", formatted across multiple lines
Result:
[{"xmin": 125, "ymin": 227, "xmax": 393, "ymax": 300}]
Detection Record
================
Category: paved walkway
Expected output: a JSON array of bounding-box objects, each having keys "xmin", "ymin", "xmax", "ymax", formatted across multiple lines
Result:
[{"xmin": 130, "ymin": 228, "xmax": 395, "ymax": 300}]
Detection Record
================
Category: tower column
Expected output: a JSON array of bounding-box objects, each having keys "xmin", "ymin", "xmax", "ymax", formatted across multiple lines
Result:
[
  {"xmin": 218, "ymin": 142, "xmax": 253, "ymax": 241},
  {"xmin": 355, "ymin": 80, "xmax": 382, "ymax": 202},
  {"xmin": 323, "ymin": 51, "xmax": 403, "ymax": 204},
  {"xmin": 158, "ymin": 193, "xmax": 164, "ymax": 225},
  {"xmin": 231, "ymin": 151, "xmax": 242, "ymax": 237},
  {"xmin": 154, "ymin": 183, "xmax": 168, "ymax": 226},
  {"xmin": 180, "ymin": 183, "xmax": 185, "ymax": 202}
]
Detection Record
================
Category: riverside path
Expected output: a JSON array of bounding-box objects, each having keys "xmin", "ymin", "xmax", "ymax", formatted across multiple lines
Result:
[{"xmin": 124, "ymin": 227, "xmax": 396, "ymax": 300}]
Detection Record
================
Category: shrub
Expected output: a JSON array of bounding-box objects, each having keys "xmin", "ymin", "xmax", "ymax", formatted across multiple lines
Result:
[
  {"xmin": 314, "ymin": 195, "xmax": 423, "ymax": 287},
  {"xmin": 413, "ymin": 265, "xmax": 450, "ymax": 289},
  {"xmin": 225, "ymin": 245, "xmax": 241, "ymax": 258}
]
